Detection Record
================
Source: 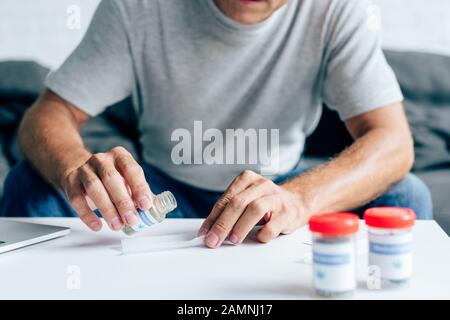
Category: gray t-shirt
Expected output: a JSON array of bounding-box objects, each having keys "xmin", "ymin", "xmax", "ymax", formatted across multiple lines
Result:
[{"xmin": 46, "ymin": 0, "xmax": 403, "ymax": 191}]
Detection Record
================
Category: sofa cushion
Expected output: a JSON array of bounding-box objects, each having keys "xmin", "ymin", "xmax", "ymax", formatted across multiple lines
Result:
[
  {"xmin": 0, "ymin": 61, "xmax": 48, "ymax": 130},
  {"xmin": 416, "ymin": 170, "xmax": 450, "ymax": 233},
  {"xmin": 385, "ymin": 51, "xmax": 450, "ymax": 170},
  {"xmin": 384, "ymin": 51, "xmax": 450, "ymax": 103},
  {"xmin": 306, "ymin": 50, "xmax": 450, "ymax": 171}
]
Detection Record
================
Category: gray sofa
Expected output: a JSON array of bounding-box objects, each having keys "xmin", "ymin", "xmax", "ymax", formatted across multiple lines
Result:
[{"xmin": 1, "ymin": 50, "xmax": 449, "ymax": 234}]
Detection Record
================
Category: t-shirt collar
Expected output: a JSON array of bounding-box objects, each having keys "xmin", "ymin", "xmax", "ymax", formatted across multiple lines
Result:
[{"xmin": 202, "ymin": 0, "xmax": 290, "ymax": 35}]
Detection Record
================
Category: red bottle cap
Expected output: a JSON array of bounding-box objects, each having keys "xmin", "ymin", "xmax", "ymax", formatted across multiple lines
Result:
[
  {"xmin": 309, "ymin": 213, "xmax": 359, "ymax": 237},
  {"xmin": 364, "ymin": 207, "xmax": 416, "ymax": 229}
]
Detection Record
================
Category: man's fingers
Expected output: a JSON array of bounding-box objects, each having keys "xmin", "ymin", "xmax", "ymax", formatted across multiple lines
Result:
[
  {"xmin": 197, "ymin": 196, "xmax": 229, "ymax": 236},
  {"xmin": 95, "ymin": 164, "xmax": 139, "ymax": 227},
  {"xmin": 114, "ymin": 148, "xmax": 153, "ymax": 210},
  {"xmin": 231, "ymin": 195, "xmax": 281, "ymax": 245},
  {"xmin": 198, "ymin": 170, "xmax": 260, "ymax": 236},
  {"xmin": 257, "ymin": 208, "xmax": 286, "ymax": 243},
  {"xmin": 62, "ymin": 147, "xmax": 153, "ymax": 232},
  {"xmin": 66, "ymin": 181, "xmax": 102, "ymax": 231},
  {"xmin": 79, "ymin": 165, "xmax": 124, "ymax": 231},
  {"xmin": 204, "ymin": 180, "xmax": 276, "ymax": 248}
]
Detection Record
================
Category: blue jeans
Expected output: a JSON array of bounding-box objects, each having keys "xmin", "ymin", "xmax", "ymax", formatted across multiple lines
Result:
[{"xmin": 0, "ymin": 161, "xmax": 433, "ymax": 220}]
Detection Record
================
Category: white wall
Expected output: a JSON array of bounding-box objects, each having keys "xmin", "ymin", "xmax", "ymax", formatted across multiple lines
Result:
[
  {"xmin": 375, "ymin": 0, "xmax": 450, "ymax": 55},
  {"xmin": 0, "ymin": 0, "xmax": 100, "ymax": 69},
  {"xmin": 0, "ymin": 0, "xmax": 449, "ymax": 69}
]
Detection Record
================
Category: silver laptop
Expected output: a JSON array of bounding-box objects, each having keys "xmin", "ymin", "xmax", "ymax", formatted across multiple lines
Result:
[{"xmin": 0, "ymin": 220, "xmax": 70, "ymax": 254}]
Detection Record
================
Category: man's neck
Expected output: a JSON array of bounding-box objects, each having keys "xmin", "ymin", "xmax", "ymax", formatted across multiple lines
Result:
[{"xmin": 213, "ymin": 0, "xmax": 288, "ymax": 25}]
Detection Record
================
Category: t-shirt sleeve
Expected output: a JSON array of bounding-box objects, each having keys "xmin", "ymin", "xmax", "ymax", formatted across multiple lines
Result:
[
  {"xmin": 322, "ymin": 0, "xmax": 403, "ymax": 121},
  {"xmin": 46, "ymin": 0, "xmax": 133, "ymax": 116}
]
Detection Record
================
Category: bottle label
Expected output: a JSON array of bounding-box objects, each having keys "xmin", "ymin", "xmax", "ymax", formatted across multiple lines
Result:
[
  {"xmin": 130, "ymin": 208, "xmax": 160, "ymax": 232},
  {"xmin": 313, "ymin": 240, "xmax": 356, "ymax": 293},
  {"xmin": 368, "ymin": 231, "xmax": 413, "ymax": 281}
]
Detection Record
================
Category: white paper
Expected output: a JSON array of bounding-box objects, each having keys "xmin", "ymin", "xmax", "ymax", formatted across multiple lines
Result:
[{"xmin": 121, "ymin": 234, "xmax": 206, "ymax": 255}]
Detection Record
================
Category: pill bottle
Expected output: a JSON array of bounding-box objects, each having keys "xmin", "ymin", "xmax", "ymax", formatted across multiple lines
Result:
[
  {"xmin": 309, "ymin": 213, "xmax": 359, "ymax": 298},
  {"xmin": 122, "ymin": 191, "xmax": 177, "ymax": 236},
  {"xmin": 364, "ymin": 207, "xmax": 415, "ymax": 284}
]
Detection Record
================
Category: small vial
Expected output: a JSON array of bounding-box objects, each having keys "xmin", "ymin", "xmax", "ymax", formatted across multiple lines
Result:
[
  {"xmin": 309, "ymin": 213, "xmax": 359, "ymax": 298},
  {"xmin": 364, "ymin": 207, "xmax": 415, "ymax": 285},
  {"xmin": 122, "ymin": 191, "xmax": 177, "ymax": 236}
]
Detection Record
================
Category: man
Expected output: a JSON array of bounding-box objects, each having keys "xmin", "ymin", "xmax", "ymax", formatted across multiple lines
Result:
[{"xmin": 0, "ymin": 0, "xmax": 432, "ymax": 249}]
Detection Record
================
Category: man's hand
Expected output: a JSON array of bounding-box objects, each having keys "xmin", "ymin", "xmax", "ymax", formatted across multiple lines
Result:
[
  {"xmin": 19, "ymin": 91, "xmax": 154, "ymax": 233},
  {"xmin": 61, "ymin": 146, "xmax": 153, "ymax": 232},
  {"xmin": 198, "ymin": 170, "xmax": 307, "ymax": 248}
]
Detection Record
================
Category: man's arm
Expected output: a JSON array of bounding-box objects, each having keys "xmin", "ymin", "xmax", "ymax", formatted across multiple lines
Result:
[
  {"xmin": 199, "ymin": 102, "xmax": 414, "ymax": 248},
  {"xmin": 19, "ymin": 90, "xmax": 153, "ymax": 231},
  {"xmin": 282, "ymin": 101, "xmax": 413, "ymax": 217},
  {"xmin": 20, "ymin": 90, "xmax": 91, "ymax": 189}
]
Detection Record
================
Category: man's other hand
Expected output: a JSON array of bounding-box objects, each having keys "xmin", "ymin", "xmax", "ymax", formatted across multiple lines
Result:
[{"xmin": 198, "ymin": 170, "xmax": 307, "ymax": 248}]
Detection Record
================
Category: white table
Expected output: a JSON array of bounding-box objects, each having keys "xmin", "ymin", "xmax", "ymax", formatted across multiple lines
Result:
[{"xmin": 0, "ymin": 218, "xmax": 449, "ymax": 300}]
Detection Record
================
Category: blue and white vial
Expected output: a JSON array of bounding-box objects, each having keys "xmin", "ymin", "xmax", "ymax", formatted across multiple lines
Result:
[{"xmin": 122, "ymin": 191, "xmax": 177, "ymax": 236}]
